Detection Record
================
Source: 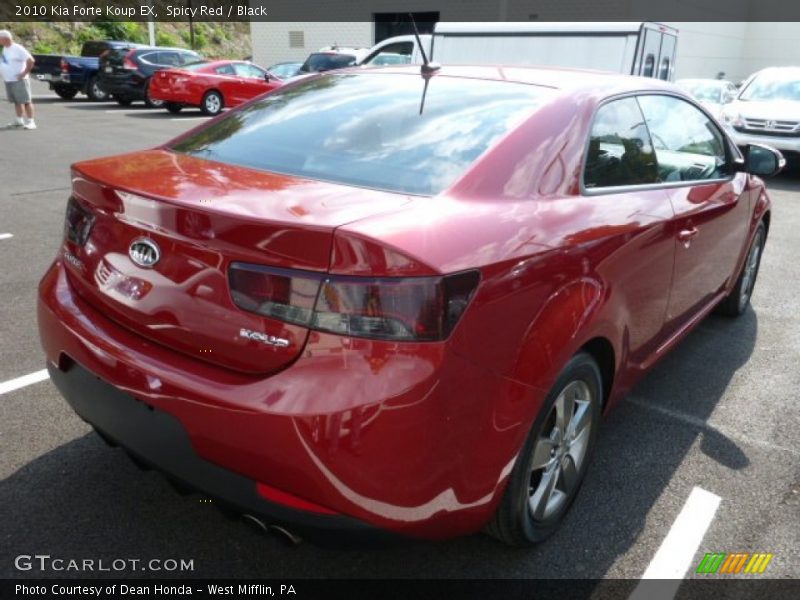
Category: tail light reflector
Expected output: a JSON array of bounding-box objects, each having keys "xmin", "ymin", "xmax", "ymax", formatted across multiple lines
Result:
[
  {"xmin": 64, "ymin": 197, "xmax": 95, "ymax": 247},
  {"xmin": 60, "ymin": 58, "xmax": 68, "ymax": 73},
  {"xmin": 229, "ymin": 263, "xmax": 479, "ymax": 342},
  {"xmin": 123, "ymin": 50, "xmax": 137, "ymax": 70}
]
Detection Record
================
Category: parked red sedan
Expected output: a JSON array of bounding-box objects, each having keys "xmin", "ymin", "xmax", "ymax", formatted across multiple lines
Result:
[
  {"xmin": 38, "ymin": 66, "xmax": 781, "ymax": 545},
  {"xmin": 148, "ymin": 60, "xmax": 282, "ymax": 115}
]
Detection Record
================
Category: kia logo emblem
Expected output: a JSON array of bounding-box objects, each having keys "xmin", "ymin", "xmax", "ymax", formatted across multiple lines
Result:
[{"xmin": 128, "ymin": 238, "xmax": 161, "ymax": 268}]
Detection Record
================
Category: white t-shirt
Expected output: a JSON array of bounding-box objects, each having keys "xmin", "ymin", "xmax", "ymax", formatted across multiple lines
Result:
[{"xmin": 0, "ymin": 43, "xmax": 33, "ymax": 83}]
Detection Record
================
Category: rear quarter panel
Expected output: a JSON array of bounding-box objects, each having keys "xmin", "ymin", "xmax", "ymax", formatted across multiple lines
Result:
[{"xmin": 335, "ymin": 91, "xmax": 675, "ymax": 472}]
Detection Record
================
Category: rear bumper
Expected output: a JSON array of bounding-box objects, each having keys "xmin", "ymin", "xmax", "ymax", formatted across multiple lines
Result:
[
  {"xmin": 147, "ymin": 83, "xmax": 194, "ymax": 105},
  {"xmin": 98, "ymin": 77, "xmax": 145, "ymax": 100},
  {"xmin": 38, "ymin": 258, "xmax": 533, "ymax": 539},
  {"xmin": 48, "ymin": 360, "xmax": 390, "ymax": 543}
]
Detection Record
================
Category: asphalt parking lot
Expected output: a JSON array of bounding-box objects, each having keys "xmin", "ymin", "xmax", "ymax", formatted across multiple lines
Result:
[{"xmin": 1, "ymin": 81, "xmax": 798, "ymax": 581}]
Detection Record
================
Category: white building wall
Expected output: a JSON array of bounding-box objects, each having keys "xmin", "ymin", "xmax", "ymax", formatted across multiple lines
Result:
[
  {"xmin": 251, "ymin": 17, "xmax": 800, "ymax": 81},
  {"xmin": 251, "ymin": 22, "xmax": 373, "ymax": 67},
  {"xmin": 666, "ymin": 22, "xmax": 749, "ymax": 81},
  {"xmin": 667, "ymin": 22, "xmax": 800, "ymax": 83},
  {"xmin": 739, "ymin": 23, "xmax": 800, "ymax": 77}
]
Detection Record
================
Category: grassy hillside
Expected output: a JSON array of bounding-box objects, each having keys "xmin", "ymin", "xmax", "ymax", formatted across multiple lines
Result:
[{"xmin": 0, "ymin": 22, "xmax": 251, "ymax": 60}]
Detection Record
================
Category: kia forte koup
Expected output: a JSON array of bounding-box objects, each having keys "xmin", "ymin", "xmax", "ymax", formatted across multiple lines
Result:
[{"xmin": 38, "ymin": 65, "xmax": 781, "ymax": 545}]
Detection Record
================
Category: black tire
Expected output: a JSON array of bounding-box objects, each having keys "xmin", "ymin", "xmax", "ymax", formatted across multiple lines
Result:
[
  {"xmin": 486, "ymin": 352, "xmax": 603, "ymax": 546},
  {"xmin": 115, "ymin": 97, "xmax": 133, "ymax": 107},
  {"xmin": 52, "ymin": 84, "xmax": 78, "ymax": 100},
  {"xmin": 200, "ymin": 90, "xmax": 223, "ymax": 116},
  {"xmin": 715, "ymin": 221, "xmax": 766, "ymax": 317},
  {"xmin": 86, "ymin": 76, "xmax": 108, "ymax": 102},
  {"xmin": 165, "ymin": 102, "xmax": 183, "ymax": 114},
  {"xmin": 143, "ymin": 78, "xmax": 165, "ymax": 108}
]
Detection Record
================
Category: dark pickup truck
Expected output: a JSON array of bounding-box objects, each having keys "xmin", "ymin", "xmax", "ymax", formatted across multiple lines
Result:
[{"xmin": 32, "ymin": 40, "xmax": 144, "ymax": 101}]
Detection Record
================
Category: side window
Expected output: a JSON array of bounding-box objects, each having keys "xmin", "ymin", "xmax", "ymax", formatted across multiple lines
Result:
[
  {"xmin": 642, "ymin": 54, "xmax": 655, "ymax": 78},
  {"xmin": 159, "ymin": 52, "xmax": 181, "ymax": 67},
  {"xmin": 363, "ymin": 42, "xmax": 414, "ymax": 67},
  {"xmin": 138, "ymin": 52, "xmax": 157, "ymax": 66},
  {"xmin": 233, "ymin": 63, "xmax": 265, "ymax": 79},
  {"xmin": 215, "ymin": 64, "xmax": 235, "ymax": 75},
  {"xmin": 584, "ymin": 97, "xmax": 658, "ymax": 189},
  {"xmin": 180, "ymin": 52, "xmax": 201, "ymax": 65},
  {"xmin": 637, "ymin": 95, "xmax": 731, "ymax": 182}
]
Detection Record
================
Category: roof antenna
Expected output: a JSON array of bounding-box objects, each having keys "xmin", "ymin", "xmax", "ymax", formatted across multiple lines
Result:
[{"xmin": 409, "ymin": 13, "xmax": 439, "ymax": 76}]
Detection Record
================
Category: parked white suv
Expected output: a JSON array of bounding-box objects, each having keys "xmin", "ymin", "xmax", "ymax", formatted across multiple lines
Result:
[{"xmin": 722, "ymin": 67, "xmax": 800, "ymax": 165}]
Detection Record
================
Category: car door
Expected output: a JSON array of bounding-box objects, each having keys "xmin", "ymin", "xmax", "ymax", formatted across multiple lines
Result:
[
  {"xmin": 232, "ymin": 63, "xmax": 274, "ymax": 104},
  {"xmin": 636, "ymin": 27, "xmax": 662, "ymax": 78},
  {"xmin": 583, "ymin": 96, "xmax": 677, "ymax": 365},
  {"xmin": 656, "ymin": 34, "xmax": 676, "ymax": 81},
  {"xmin": 637, "ymin": 94, "xmax": 750, "ymax": 334},
  {"xmin": 210, "ymin": 63, "xmax": 239, "ymax": 105}
]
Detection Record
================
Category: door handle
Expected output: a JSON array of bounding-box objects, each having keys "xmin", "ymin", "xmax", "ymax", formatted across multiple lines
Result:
[{"xmin": 677, "ymin": 227, "xmax": 699, "ymax": 247}]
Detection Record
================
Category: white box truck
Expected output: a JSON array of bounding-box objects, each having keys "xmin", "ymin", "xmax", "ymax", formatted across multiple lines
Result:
[{"xmin": 362, "ymin": 22, "xmax": 678, "ymax": 80}]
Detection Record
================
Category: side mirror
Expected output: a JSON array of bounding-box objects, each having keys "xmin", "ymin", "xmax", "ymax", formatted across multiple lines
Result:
[
  {"xmin": 743, "ymin": 144, "xmax": 785, "ymax": 177},
  {"xmin": 722, "ymin": 90, "xmax": 737, "ymax": 103},
  {"xmin": 264, "ymin": 72, "xmax": 272, "ymax": 81}
]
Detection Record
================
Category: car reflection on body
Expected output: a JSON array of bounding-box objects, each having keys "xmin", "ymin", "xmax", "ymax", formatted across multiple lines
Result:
[
  {"xmin": 148, "ymin": 59, "xmax": 283, "ymax": 116},
  {"xmin": 39, "ymin": 65, "xmax": 779, "ymax": 545}
]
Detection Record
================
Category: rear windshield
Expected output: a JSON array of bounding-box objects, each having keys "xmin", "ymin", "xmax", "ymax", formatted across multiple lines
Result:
[
  {"xmin": 300, "ymin": 53, "xmax": 358, "ymax": 73},
  {"xmin": 680, "ymin": 82, "xmax": 723, "ymax": 103},
  {"xmin": 170, "ymin": 72, "xmax": 552, "ymax": 196}
]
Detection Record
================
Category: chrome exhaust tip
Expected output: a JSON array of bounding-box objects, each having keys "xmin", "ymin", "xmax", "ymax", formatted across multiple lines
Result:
[
  {"xmin": 268, "ymin": 524, "xmax": 303, "ymax": 546},
  {"xmin": 241, "ymin": 513, "xmax": 269, "ymax": 533}
]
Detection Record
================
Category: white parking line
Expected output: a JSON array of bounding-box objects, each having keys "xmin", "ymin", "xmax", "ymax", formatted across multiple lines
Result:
[
  {"xmin": 0, "ymin": 233, "xmax": 13, "ymax": 240},
  {"xmin": 629, "ymin": 486, "xmax": 721, "ymax": 599},
  {"xmin": 0, "ymin": 369, "xmax": 50, "ymax": 396}
]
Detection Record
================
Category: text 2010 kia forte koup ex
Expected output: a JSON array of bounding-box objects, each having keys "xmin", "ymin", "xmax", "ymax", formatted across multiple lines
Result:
[{"xmin": 38, "ymin": 66, "xmax": 781, "ymax": 545}]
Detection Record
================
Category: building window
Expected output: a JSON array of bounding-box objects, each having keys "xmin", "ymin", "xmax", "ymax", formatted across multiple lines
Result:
[{"xmin": 289, "ymin": 31, "xmax": 305, "ymax": 49}]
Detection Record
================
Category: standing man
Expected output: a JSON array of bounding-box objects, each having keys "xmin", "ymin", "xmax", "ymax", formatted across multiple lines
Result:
[{"xmin": 0, "ymin": 29, "xmax": 36, "ymax": 130}]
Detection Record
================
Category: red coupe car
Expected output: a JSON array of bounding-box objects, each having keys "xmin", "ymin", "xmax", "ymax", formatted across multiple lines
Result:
[
  {"xmin": 38, "ymin": 66, "xmax": 781, "ymax": 545},
  {"xmin": 148, "ymin": 59, "xmax": 283, "ymax": 116}
]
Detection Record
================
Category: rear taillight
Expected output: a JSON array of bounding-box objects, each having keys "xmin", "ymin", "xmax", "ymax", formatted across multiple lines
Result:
[
  {"xmin": 123, "ymin": 50, "xmax": 137, "ymax": 70},
  {"xmin": 230, "ymin": 264, "xmax": 320, "ymax": 327},
  {"xmin": 64, "ymin": 197, "xmax": 95, "ymax": 247},
  {"xmin": 60, "ymin": 58, "xmax": 68, "ymax": 73},
  {"xmin": 229, "ymin": 263, "xmax": 479, "ymax": 342}
]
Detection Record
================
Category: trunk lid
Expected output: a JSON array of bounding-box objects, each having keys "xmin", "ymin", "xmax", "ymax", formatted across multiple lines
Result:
[{"xmin": 65, "ymin": 149, "xmax": 413, "ymax": 374}]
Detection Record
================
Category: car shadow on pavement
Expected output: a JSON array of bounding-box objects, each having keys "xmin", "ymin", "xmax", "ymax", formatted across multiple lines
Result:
[
  {"xmin": 123, "ymin": 112, "xmax": 209, "ymax": 120},
  {"xmin": 0, "ymin": 311, "xmax": 758, "ymax": 580},
  {"xmin": 764, "ymin": 170, "xmax": 800, "ymax": 192},
  {"xmin": 31, "ymin": 98, "xmax": 105, "ymax": 105},
  {"xmin": 64, "ymin": 103, "xmax": 151, "ymax": 111}
]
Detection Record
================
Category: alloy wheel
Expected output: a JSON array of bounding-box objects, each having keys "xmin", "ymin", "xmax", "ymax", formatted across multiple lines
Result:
[
  {"xmin": 205, "ymin": 94, "xmax": 221, "ymax": 114},
  {"xmin": 528, "ymin": 380, "xmax": 594, "ymax": 522},
  {"xmin": 738, "ymin": 229, "xmax": 764, "ymax": 311},
  {"xmin": 91, "ymin": 81, "xmax": 107, "ymax": 101}
]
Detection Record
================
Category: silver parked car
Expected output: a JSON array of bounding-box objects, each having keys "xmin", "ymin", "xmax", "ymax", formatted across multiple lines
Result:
[
  {"xmin": 721, "ymin": 67, "xmax": 800, "ymax": 167},
  {"xmin": 676, "ymin": 78, "xmax": 738, "ymax": 119}
]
